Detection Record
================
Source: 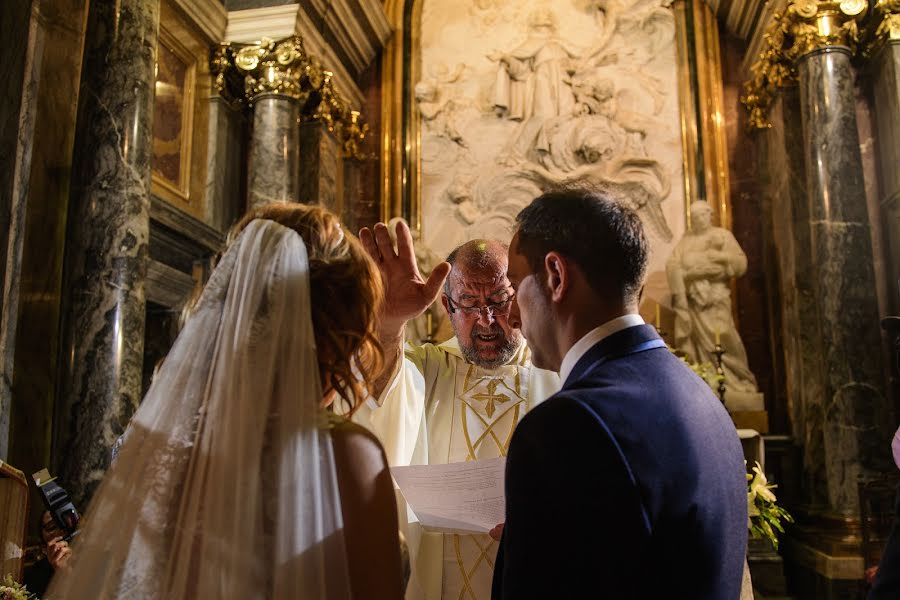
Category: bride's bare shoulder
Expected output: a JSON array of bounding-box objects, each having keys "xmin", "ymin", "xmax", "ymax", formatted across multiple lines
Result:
[{"xmin": 329, "ymin": 418, "xmax": 390, "ymax": 474}]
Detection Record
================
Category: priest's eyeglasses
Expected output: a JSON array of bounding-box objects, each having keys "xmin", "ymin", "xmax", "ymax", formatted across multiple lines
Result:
[{"xmin": 445, "ymin": 295, "xmax": 514, "ymax": 318}]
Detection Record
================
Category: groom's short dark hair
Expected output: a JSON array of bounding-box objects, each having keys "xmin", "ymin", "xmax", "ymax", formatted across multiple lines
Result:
[{"xmin": 514, "ymin": 188, "xmax": 648, "ymax": 304}]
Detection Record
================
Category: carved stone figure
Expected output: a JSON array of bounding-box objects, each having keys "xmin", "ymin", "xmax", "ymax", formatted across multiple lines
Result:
[
  {"xmin": 415, "ymin": 64, "xmax": 468, "ymax": 147},
  {"xmin": 666, "ymin": 201, "xmax": 763, "ymax": 410},
  {"xmin": 489, "ymin": 9, "xmax": 580, "ymax": 122}
]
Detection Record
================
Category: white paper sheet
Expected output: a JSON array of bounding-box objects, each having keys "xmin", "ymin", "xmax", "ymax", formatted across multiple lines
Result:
[{"xmin": 390, "ymin": 457, "xmax": 506, "ymax": 534}]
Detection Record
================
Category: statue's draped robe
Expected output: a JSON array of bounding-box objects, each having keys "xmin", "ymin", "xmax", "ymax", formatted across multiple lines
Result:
[
  {"xmin": 666, "ymin": 226, "xmax": 759, "ymax": 392},
  {"xmin": 492, "ymin": 35, "xmax": 579, "ymax": 163},
  {"xmin": 354, "ymin": 338, "xmax": 559, "ymax": 600}
]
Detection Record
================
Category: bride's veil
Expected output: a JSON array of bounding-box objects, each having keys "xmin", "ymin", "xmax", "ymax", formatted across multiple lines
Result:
[{"xmin": 48, "ymin": 219, "xmax": 351, "ymax": 599}]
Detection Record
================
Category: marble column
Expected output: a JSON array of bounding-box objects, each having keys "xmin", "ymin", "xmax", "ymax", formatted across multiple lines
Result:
[
  {"xmin": 796, "ymin": 44, "xmax": 891, "ymax": 513},
  {"xmin": 248, "ymin": 95, "xmax": 300, "ymax": 207},
  {"xmin": 58, "ymin": 0, "xmax": 159, "ymax": 507}
]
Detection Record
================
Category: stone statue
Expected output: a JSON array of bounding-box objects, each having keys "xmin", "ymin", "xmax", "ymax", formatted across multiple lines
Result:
[
  {"xmin": 488, "ymin": 10, "xmax": 582, "ymax": 166},
  {"xmin": 387, "ymin": 217, "xmax": 446, "ymax": 345},
  {"xmin": 488, "ymin": 9, "xmax": 580, "ymax": 122},
  {"xmin": 666, "ymin": 201, "xmax": 763, "ymax": 410}
]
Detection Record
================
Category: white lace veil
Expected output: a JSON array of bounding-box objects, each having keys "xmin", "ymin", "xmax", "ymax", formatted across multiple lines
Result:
[{"xmin": 48, "ymin": 219, "xmax": 351, "ymax": 599}]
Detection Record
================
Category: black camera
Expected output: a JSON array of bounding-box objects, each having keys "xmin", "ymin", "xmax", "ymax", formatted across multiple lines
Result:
[{"xmin": 32, "ymin": 469, "xmax": 80, "ymax": 542}]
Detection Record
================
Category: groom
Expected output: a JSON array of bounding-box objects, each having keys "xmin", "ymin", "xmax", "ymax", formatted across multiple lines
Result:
[{"xmin": 492, "ymin": 189, "xmax": 748, "ymax": 598}]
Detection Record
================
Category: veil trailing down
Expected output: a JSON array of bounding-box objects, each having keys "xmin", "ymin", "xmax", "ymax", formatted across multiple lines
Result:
[{"xmin": 48, "ymin": 219, "xmax": 353, "ymax": 599}]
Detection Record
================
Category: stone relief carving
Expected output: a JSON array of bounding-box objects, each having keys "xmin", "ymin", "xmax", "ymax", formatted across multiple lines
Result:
[
  {"xmin": 665, "ymin": 201, "xmax": 764, "ymax": 411},
  {"xmin": 415, "ymin": 64, "xmax": 469, "ymax": 147},
  {"xmin": 420, "ymin": 0, "xmax": 680, "ymax": 252}
]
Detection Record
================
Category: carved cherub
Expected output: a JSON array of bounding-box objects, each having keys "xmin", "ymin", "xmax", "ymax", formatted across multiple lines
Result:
[{"xmin": 414, "ymin": 64, "xmax": 468, "ymax": 147}]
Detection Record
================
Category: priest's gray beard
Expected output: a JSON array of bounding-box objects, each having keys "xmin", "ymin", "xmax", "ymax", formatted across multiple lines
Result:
[{"xmin": 460, "ymin": 324, "xmax": 521, "ymax": 369}]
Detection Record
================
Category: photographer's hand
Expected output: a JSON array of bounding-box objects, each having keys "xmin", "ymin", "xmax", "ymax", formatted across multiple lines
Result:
[{"xmin": 47, "ymin": 537, "xmax": 72, "ymax": 570}]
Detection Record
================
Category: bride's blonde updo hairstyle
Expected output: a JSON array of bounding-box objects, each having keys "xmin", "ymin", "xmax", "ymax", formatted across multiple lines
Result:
[{"xmin": 228, "ymin": 202, "xmax": 384, "ymax": 413}]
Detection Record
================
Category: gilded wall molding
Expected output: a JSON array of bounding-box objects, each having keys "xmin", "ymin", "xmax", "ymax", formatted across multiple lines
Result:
[
  {"xmin": 863, "ymin": 0, "xmax": 900, "ymax": 57},
  {"xmin": 740, "ymin": 16, "xmax": 797, "ymax": 130},
  {"xmin": 741, "ymin": 0, "xmax": 867, "ymax": 129},
  {"xmin": 674, "ymin": 0, "xmax": 733, "ymax": 229},
  {"xmin": 212, "ymin": 36, "xmax": 368, "ymax": 159}
]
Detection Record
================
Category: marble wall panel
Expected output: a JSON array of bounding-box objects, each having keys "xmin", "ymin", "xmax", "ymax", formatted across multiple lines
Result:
[
  {"xmin": 869, "ymin": 41, "xmax": 900, "ymax": 417},
  {"xmin": 205, "ymin": 98, "xmax": 246, "ymax": 231},
  {"xmin": 418, "ymin": 0, "xmax": 685, "ymax": 315},
  {"xmin": 5, "ymin": 0, "xmax": 89, "ymax": 485},
  {"xmin": 299, "ymin": 121, "xmax": 343, "ymax": 213},
  {"xmin": 0, "ymin": 0, "xmax": 35, "ymax": 460},
  {"xmin": 871, "ymin": 44, "xmax": 900, "ymax": 315},
  {"xmin": 756, "ymin": 88, "xmax": 831, "ymax": 506}
]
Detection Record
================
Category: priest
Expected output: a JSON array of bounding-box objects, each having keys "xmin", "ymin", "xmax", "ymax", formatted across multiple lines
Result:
[{"xmin": 356, "ymin": 220, "xmax": 559, "ymax": 600}]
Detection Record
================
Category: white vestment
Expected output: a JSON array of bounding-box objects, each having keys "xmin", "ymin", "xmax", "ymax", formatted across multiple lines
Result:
[{"xmin": 354, "ymin": 338, "xmax": 560, "ymax": 600}]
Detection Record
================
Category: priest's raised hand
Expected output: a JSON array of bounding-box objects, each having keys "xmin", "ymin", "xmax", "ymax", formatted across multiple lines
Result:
[{"xmin": 359, "ymin": 220, "xmax": 451, "ymax": 348}]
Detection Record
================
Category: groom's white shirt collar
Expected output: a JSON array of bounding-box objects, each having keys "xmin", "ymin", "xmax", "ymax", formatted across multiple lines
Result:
[{"xmin": 558, "ymin": 314, "xmax": 645, "ymax": 384}]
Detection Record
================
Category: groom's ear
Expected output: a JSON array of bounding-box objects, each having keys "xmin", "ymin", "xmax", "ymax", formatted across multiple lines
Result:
[{"xmin": 543, "ymin": 251, "xmax": 569, "ymax": 304}]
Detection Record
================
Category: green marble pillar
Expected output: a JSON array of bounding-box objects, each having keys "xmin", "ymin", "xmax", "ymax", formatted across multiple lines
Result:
[
  {"xmin": 59, "ymin": 0, "xmax": 160, "ymax": 507},
  {"xmin": 796, "ymin": 45, "xmax": 891, "ymax": 513}
]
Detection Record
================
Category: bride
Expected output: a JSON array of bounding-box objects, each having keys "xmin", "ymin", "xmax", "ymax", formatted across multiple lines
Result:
[{"xmin": 47, "ymin": 203, "xmax": 403, "ymax": 599}]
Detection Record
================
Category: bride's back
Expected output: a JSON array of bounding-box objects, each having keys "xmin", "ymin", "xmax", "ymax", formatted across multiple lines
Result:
[
  {"xmin": 47, "ymin": 203, "xmax": 403, "ymax": 600},
  {"xmin": 231, "ymin": 202, "xmax": 403, "ymax": 599},
  {"xmin": 331, "ymin": 419, "xmax": 403, "ymax": 599}
]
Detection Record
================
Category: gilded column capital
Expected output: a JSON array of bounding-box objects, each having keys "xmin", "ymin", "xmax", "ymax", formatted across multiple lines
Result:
[
  {"xmin": 313, "ymin": 72, "xmax": 368, "ymax": 159},
  {"xmin": 209, "ymin": 35, "xmax": 370, "ymax": 158},
  {"xmin": 234, "ymin": 36, "xmax": 313, "ymax": 103},
  {"xmin": 211, "ymin": 42, "xmax": 246, "ymax": 109},
  {"xmin": 863, "ymin": 0, "xmax": 900, "ymax": 57},
  {"xmin": 741, "ymin": 0, "xmax": 866, "ymax": 129},
  {"xmin": 784, "ymin": 0, "xmax": 867, "ymax": 59},
  {"xmin": 741, "ymin": 13, "xmax": 797, "ymax": 130}
]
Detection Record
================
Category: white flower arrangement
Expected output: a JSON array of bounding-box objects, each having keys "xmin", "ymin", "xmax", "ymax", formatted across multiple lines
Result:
[
  {"xmin": 0, "ymin": 575, "xmax": 36, "ymax": 600},
  {"xmin": 747, "ymin": 461, "xmax": 793, "ymax": 549}
]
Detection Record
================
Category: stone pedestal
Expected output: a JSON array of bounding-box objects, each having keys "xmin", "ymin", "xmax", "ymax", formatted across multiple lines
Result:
[
  {"xmin": 58, "ymin": 0, "xmax": 159, "ymax": 507},
  {"xmin": 247, "ymin": 94, "xmax": 300, "ymax": 207}
]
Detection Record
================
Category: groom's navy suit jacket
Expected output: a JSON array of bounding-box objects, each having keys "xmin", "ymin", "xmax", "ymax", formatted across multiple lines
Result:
[{"xmin": 492, "ymin": 324, "xmax": 747, "ymax": 599}]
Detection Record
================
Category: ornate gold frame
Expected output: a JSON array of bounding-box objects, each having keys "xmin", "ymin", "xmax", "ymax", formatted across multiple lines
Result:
[
  {"xmin": 674, "ymin": 0, "xmax": 731, "ymax": 230},
  {"xmin": 381, "ymin": 0, "xmax": 732, "ymax": 234},
  {"xmin": 151, "ymin": 24, "xmax": 196, "ymax": 212}
]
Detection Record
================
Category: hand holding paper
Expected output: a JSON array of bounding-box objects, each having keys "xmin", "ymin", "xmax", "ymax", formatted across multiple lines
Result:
[{"xmin": 390, "ymin": 457, "xmax": 506, "ymax": 535}]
